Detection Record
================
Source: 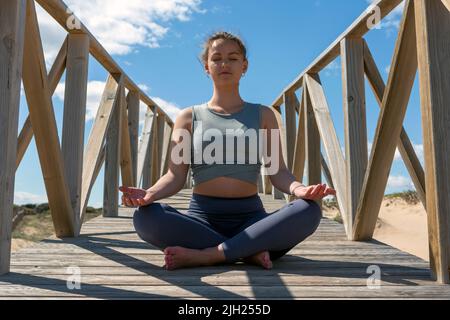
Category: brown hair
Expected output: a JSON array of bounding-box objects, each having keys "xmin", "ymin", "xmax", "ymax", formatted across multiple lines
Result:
[{"xmin": 200, "ymin": 31, "xmax": 248, "ymax": 64}]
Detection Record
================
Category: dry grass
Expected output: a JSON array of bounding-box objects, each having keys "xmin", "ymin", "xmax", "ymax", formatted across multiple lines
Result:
[{"xmin": 12, "ymin": 204, "xmax": 103, "ymax": 251}]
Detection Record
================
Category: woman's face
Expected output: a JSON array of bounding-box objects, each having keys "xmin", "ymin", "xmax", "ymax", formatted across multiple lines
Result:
[{"xmin": 205, "ymin": 39, "xmax": 248, "ymax": 86}]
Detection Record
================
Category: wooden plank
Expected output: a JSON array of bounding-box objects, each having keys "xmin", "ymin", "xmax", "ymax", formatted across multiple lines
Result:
[
  {"xmin": 103, "ymin": 78, "xmax": 125, "ymax": 217},
  {"xmin": 16, "ymin": 36, "xmax": 68, "ymax": 170},
  {"xmin": 304, "ymin": 74, "xmax": 348, "ymax": 229},
  {"xmin": 61, "ymin": 33, "xmax": 89, "ymax": 234},
  {"xmin": 139, "ymin": 108, "xmax": 156, "ymax": 189},
  {"xmin": 22, "ymin": 0, "xmax": 75, "ymax": 237},
  {"xmin": 363, "ymin": 40, "xmax": 426, "ymax": 209},
  {"xmin": 414, "ymin": 0, "xmax": 450, "ymax": 284},
  {"xmin": 126, "ymin": 91, "xmax": 140, "ymax": 186},
  {"xmin": 353, "ymin": 0, "xmax": 418, "ymax": 241},
  {"xmin": 0, "ymin": 0, "xmax": 26, "ymax": 275},
  {"xmin": 341, "ymin": 37, "xmax": 368, "ymax": 239},
  {"xmin": 119, "ymin": 86, "xmax": 134, "ymax": 188},
  {"xmin": 80, "ymin": 75, "xmax": 119, "ymax": 223},
  {"xmin": 271, "ymin": 0, "xmax": 403, "ymax": 107}
]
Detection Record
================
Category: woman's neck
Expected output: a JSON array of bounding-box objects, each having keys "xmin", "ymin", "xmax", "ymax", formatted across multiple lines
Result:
[{"xmin": 209, "ymin": 86, "xmax": 244, "ymax": 111}]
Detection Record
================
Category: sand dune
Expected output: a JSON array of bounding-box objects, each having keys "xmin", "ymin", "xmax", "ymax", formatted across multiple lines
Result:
[{"xmin": 323, "ymin": 197, "xmax": 429, "ymax": 261}]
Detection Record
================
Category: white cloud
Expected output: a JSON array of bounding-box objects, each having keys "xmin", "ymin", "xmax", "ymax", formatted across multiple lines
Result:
[
  {"xmin": 387, "ymin": 175, "xmax": 414, "ymax": 190},
  {"xmin": 36, "ymin": 0, "xmax": 205, "ymax": 65},
  {"xmin": 14, "ymin": 192, "xmax": 48, "ymax": 205}
]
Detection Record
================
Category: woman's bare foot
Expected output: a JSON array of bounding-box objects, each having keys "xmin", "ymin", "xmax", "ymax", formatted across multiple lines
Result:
[
  {"xmin": 243, "ymin": 251, "xmax": 273, "ymax": 269},
  {"xmin": 163, "ymin": 246, "xmax": 225, "ymax": 270}
]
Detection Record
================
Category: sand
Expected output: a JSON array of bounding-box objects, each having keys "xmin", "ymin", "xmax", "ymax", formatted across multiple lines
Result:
[{"xmin": 323, "ymin": 197, "xmax": 429, "ymax": 261}]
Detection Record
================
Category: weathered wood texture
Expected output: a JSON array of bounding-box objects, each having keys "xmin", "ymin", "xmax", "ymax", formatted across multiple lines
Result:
[{"xmin": 1, "ymin": 190, "xmax": 448, "ymax": 299}]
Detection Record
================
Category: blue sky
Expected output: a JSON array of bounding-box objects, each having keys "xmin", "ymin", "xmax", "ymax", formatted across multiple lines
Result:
[{"xmin": 14, "ymin": 0, "xmax": 422, "ymax": 208}]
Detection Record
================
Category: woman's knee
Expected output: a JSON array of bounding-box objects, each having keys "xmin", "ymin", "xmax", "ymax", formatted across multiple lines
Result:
[
  {"xmin": 292, "ymin": 198, "xmax": 323, "ymax": 231},
  {"xmin": 133, "ymin": 203, "xmax": 165, "ymax": 240}
]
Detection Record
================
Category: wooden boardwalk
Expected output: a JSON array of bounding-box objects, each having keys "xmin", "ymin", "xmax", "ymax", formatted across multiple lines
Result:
[{"xmin": 1, "ymin": 189, "xmax": 449, "ymax": 299}]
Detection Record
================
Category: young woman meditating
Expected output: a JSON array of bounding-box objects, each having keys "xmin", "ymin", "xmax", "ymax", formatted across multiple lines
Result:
[{"xmin": 119, "ymin": 31, "xmax": 336, "ymax": 271}]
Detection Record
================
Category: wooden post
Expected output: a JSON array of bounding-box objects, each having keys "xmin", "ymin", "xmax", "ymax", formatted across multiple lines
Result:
[
  {"xmin": 160, "ymin": 123, "xmax": 173, "ymax": 176},
  {"xmin": 272, "ymin": 107, "xmax": 287, "ymax": 200},
  {"xmin": 353, "ymin": 0, "xmax": 417, "ymax": 241},
  {"xmin": 103, "ymin": 76, "xmax": 124, "ymax": 217},
  {"xmin": 283, "ymin": 91, "xmax": 298, "ymax": 171},
  {"xmin": 119, "ymin": 86, "xmax": 134, "ymax": 188},
  {"xmin": 0, "ymin": 0, "xmax": 26, "ymax": 275},
  {"xmin": 414, "ymin": 0, "xmax": 450, "ymax": 284},
  {"xmin": 151, "ymin": 112, "xmax": 165, "ymax": 186},
  {"xmin": 22, "ymin": 0, "xmax": 75, "ymax": 237},
  {"xmin": 139, "ymin": 108, "xmax": 156, "ymax": 189},
  {"xmin": 363, "ymin": 40, "xmax": 426, "ymax": 209},
  {"xmin": 80, "ymin": 75, "xmax": 119, "ymax": 224},
  {"xmin": 305, "ymin": 73, "xmax": 348, "ymax": 231},
  {"xmin": 341, "ymin": 37, "xmax": 368, "ymax": 238},
  {"xmin": 16, "ymin": 36, "xmax": 67, "ymax": 170},
  {"xmin": 126, "ymin": 91, "xmax": 140, "ymax": 186},
  {"xmin": 303, "ymin": 83, "xmax": 322, "ymax": 208},
  {"xmin": 62, "ymin": 33, "xmax": 89, "ymax": 234}
]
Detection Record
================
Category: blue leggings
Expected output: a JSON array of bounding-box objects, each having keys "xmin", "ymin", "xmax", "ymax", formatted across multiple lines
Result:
[{"xmin": 133, "ymin": 193, "xmax": 322, "ymax": 263}]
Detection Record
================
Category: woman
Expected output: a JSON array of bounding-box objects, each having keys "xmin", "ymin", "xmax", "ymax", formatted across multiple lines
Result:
[{"xmin": 119, "ymin": 31, "xmax": 336, "ymax": 270}]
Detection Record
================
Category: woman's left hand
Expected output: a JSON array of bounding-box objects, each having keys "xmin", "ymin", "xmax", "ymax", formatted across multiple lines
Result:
[{"xmin": 293, "ymin": 184, "xmax": 336, "ymax": 201}]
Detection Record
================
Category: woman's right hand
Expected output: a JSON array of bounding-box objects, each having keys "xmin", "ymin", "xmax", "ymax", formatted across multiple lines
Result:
[{"xmin": 119, "ymin": 186, "xmax": 155, "ymax": 207}]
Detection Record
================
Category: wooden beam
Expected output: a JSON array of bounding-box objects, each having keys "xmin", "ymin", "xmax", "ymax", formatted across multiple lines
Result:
[
  {"xmin": 0, "ymin": 0, "xmax": 26, "ymax": 275},
  {"xmin": 16, "ymin": 36, "xmax": 68, "ymax": 169},
  {"xmin": 22, "ymin": 0, "xmax": 75, "ymax": 237},
  {"xmin": 103, "ymin": 78, "xmax": 124, "ymax": 217},
  {"xmin": 304, "ymin": 82, "xmax": 322, "ymax": 207},
  {"xmin": 61, "ymin": 33, "xmax": 89, "ymax": 234},
  {"xmin": 80, "ymin": 75, "xmax": 119, "ymax": 223},
  {"xmin": 363, "ymin": 40, "xmax": 426, "ymax": 209},
  {"xmin": 138, "ymin": 108, "xmax": 156, "ymax": 189},
  {"xmin": 415, "ymin": 0, "xmax": 450, "ymax": 284},
  {"xmin": 126, "ymin": 91, "xmax": 140, "ymax": 186},
  {"xmin": 119, "ymin": 86, "xmax": 134, "ymax": 188},
  {"xmin": 271, "ymin": 0, "xmax": 403, "ymax": 107},
  {"xmin": 353, "ymin": 0, "xmax": 418, "ymax": 241},
  {"xmin": 304, "ymin": 73, "xmax": 348, "ymax": 232},
  {"xmin": 341, "ymin": 37, "xmax": 368, "ymax": 239}
]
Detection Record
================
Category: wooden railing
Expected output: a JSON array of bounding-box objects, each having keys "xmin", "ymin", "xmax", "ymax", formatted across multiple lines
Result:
[
  {"xmin": 267, "ymin": 0, "xmax": 450, "ymax": 283},
  {"xmin": 0, "ymin": 0, "xmax": 174, "ymax": 274}
]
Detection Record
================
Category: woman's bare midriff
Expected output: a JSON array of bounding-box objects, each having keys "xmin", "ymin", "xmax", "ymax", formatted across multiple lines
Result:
[{"xmin": 192, "ymin": 176, "xmax": 258, "ymax": 198}]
